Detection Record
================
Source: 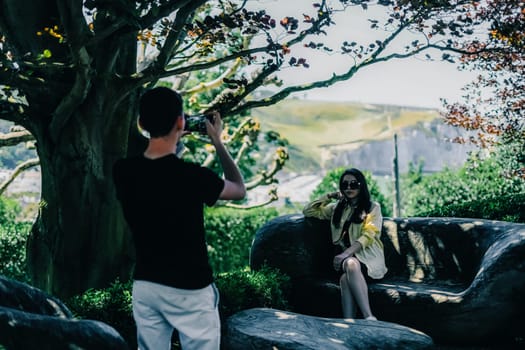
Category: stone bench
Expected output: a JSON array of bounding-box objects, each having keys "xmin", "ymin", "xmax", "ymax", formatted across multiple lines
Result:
[
  {"xmin": 249, "ymin": 214, "xmax": 525, "ymax": 347},
  {"xmin": 223, "ymin": 307, "xmax": 434, "ymax": 350}
]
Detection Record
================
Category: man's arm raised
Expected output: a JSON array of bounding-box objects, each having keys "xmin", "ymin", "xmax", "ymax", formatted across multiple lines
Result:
[{"xmin": 206, "ymin": 112, "xmax": 246, "ymax": 200}]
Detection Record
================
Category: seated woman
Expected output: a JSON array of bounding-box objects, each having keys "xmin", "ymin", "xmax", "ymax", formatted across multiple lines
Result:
[{"xmin": 303, "ymin": 168, "xmax": 387, "ymax": 320}]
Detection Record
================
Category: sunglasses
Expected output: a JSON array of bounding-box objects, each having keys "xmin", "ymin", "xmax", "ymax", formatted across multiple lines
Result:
[{"xmin": 342, "ymin": 180, "xmax": 360, "ymax": 190}]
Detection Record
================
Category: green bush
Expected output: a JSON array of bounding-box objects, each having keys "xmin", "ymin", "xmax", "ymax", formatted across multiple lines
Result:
[
  {"xmin": 66, "ymin": 266, "xmax": 291, "ymax": 349},
  {"xmin": 215, "ymin": 266, "xmax": 291, "ymax": 320},
  {"xmin": 0, "ymin": 196, "xmax": 32, "ymax": 283},
  {"xmin": 402, "ymin": 156, "xmax": 525, "ymax": 216},
  {"xmin": 402, "ymin": 167, "xmax": 472, "ymax": 216},
  {"xmin": 309, "ymin": 166, "xmax": 393, "ymax": 217},
  {"xmin": 66, "ymin": 279, "xmax": 136, "ymax": 348},
  {"xmin": 421, "ymin": 192, "xmax": 525, "ymax": 223},
  {"xmin": 0, "ymin": 196, "xmax": 21, "ymax": 225},
  {"xmin": 0, "ymin": 221, "xmax": 31, "ymax": 283},
  {"xmin": 64, "ymin": 206, "xmax": 282, "ymax": 348},
  {"xmin": 205, "ymin": 207, "xmax": 280, "ymax": 273}
]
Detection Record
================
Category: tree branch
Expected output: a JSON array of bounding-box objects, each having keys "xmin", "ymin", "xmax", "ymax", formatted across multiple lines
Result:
[
  {"xmin": 131, "ymin": 0, "xmax": 338, "ymax": 91},
  {"xmin": 49, "ymin": 47, "xmax": 92, "ymax": 143},
  {"xmin": 181, "ymin": 58, "xmax": 243, "ymax": 95},
  {"xmin": 56, "ymin": 0, "xmax": 92, "ymax": 50},
  {"xmin": 202, "ymin": 151, "xmax": 216, "ymax": 168},
  {"xmin": 228, "ymin": 62, "xmax": 354, "ymax": 116},
  {"xmin": 0, "ymin": 67, "xmax": 51, "ymax": 94},
  {"xmin": 146, "ymin": 1, "xmax": 208, "ymax": 75},
  {"xmin": 244, "ymin": 147, "xmax": 288, "ymax": 190},
  {"xmin": 228, "ymin": 7, "xmax": 493, "ymax": 116},
  {"xmin": 223, "ymin": 186, "xmax": 278, "ymax": 209},
  {"xmin": 0, "ymin": 130, "xmax": 34, "ymax": 147},
  {"xmin": 0, "ymin": 158, "xmax": 40, "ymax": 197},
  {"xmin": 138, "ymin": 0, "xmax": 198, "ymax": 31},
  {"xmin": 133, "ymin": 43, "xmax": 280, "ymax": 88},
  {"xmin": 86, "ymin": 17, "xmax": 133, "ymax": 48},
  {"xmin": 223, "ymin": 197, "xmax": 277, "ymax": 209},
  {"xmin": 0, "ymin": 100, "xmax": 30, "ymax": 125},
  {"xmin": 85, "ymin": 1, "xmax": 193, "ymax": 48}
]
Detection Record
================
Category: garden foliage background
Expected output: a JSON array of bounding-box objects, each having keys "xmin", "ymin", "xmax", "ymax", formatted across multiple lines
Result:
[{"xmin": 1, "ymin": 141, "xmax": 524, "ymax": 348}]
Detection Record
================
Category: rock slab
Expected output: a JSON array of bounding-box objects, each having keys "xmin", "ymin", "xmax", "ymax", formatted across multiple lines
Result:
[
  {"xmin": 0, "ymin": 275, "xmax": 129, "ymax": 350},
  {"xmin": 222, "ymin": 307, "xmax": 434, "ymax": 350}
]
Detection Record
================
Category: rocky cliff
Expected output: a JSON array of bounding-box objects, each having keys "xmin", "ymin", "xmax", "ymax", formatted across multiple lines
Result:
[
  {"xmin": 321, "ymin": 118, "xmax": 475, "ymax": 175},
  {"xmin": 260, "ymin": 118, "xmax": 476, "ymax": 206}
]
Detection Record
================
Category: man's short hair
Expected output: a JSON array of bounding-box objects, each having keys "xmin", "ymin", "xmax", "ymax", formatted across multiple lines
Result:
[{"xmin": 138, "ymin": 87, "xmax": 183, "ymax": 138}]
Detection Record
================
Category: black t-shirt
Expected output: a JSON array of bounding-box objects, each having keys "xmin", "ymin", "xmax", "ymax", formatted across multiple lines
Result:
[{"xmin": 112, "ymin": 154, "xmax": 224, "ymax": 289}]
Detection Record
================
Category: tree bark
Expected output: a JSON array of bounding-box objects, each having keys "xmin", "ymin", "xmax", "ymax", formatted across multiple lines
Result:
[
  {"xmin": 1, "ymin": 0, "xmax": 153, "ymax": 299},
  {"xmin": 26, "ymin": 88, "xmax": 139, "ymax": 298},
  {"xmin": 1, "ymin": 0, "xmax": 145, "ymax": 298}
]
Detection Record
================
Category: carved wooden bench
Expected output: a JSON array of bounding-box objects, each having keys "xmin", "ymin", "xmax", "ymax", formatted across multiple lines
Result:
[{"xmin": 249, "ymin": 214, "xmax": 525, "ymax": 347}]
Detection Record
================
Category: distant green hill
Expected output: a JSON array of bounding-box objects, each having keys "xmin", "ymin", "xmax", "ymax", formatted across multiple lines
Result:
[
  {"xmin": 251, "ymin": 98, "xmax": 439, "ymax": 172},
  {"xmin": 0, "ymin": 100, "xmax": 439, "ymax": 174}
]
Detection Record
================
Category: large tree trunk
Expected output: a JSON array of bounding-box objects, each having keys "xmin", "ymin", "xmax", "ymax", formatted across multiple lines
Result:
[
  {"xmin": 26, "ymin": 85, "xmax": 141, "ymax": 299},
  {"xmin": 4, "ymin": 0, "xmax": 151, "ymax": 298},
  {"xmin": 0, "ymin": 0, "xmax": 147, "ymax": 299},
  {"xmin": 14, "ymin": 5, "xmax": 145, "ymax": 296}
]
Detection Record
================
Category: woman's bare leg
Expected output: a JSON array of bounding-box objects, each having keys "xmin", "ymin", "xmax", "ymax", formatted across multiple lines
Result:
[
  {"xmin": 341, "ymin": 257, "xmax": 374, "ymax": 319},
  {"xmin": 339, "ymin": 273, "xmax": 356, "ymax": 318}
]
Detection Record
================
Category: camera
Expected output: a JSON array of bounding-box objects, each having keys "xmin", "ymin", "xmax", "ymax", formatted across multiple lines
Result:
[{"xmin": 184, "ymin": 113, "xmax": 214, "ymax": 133}]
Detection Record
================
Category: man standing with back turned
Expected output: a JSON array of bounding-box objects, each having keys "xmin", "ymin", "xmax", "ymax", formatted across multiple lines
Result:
[{"xmin": 112, "ymin": 86, "xmax": 246, "ymax": 350}]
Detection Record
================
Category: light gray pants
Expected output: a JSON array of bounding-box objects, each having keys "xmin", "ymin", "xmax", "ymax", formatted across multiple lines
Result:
[{"xmin": 132, "ymin": 280, "xmax": 220, "ymax": 350}]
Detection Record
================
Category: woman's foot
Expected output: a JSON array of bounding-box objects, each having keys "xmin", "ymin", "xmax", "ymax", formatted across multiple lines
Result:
[{"xmin": 364, "ymin": 316, "xmax": 377, "ymax": 321}]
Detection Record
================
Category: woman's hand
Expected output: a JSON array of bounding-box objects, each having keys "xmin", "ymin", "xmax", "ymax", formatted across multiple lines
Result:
[
  {"xmin": 333, "ymin": 252, "xmax": 352, "ymax": 271},
  {"xmin": 328, "ymin": 191, "xmax": 341, "ymax": 200}
]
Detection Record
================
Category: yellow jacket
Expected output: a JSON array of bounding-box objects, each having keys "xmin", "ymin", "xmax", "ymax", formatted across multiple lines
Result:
[{"xmin": 303, "ymin": 194, "xmax": 388, "ymax": 279}]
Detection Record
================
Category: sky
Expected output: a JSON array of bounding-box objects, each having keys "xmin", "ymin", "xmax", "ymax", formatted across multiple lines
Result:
[{"xmin": 246, "ymin": 0, "xmax": 480, "ymax": 109}]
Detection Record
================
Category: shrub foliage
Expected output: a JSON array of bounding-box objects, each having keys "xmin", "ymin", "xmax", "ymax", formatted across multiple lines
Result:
[
  {"xmin": 215, "ymin": 266, "xmax": 291, "ymax": 320},
  {"xmin": 0, "ymin": 221, "xmax": 31, "ymax": 283},
  {"xmin": 0, "ymin": 197, "xmax": 31, "ymax": 283},
  {"xmin": 66, "ymin": 279, "xmax": 135, "ymax": 347},
  {"xmin": 66, "ymin": 266, "xmax": 291, "ymax": 349},
  {"xmin": 65, "ymin": 206, "xmax": 286, "ymax": 348},
  {"xmin": 422, "ymin": 192, "xmax": 525, "ymax": 223},
  {"xmin": 205, "ymin": 207, "xmax": 280, "ymax": 273},
  {"xmin": 402, "ymin": 156, "xmax": 525, "ymax": 221}
]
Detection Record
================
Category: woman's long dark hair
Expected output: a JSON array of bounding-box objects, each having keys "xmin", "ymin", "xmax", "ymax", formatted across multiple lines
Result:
[{"xmin": 332, "ymin": 168, "xmax": 372, "ymax": 228}]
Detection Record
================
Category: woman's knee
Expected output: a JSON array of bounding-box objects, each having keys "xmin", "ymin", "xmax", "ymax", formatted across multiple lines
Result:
[{"xmin": 342, "ymin": 257, "xmax": 361, "ymax": 274}]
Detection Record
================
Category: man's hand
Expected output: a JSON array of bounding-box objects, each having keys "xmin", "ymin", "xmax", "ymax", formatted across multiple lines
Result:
[
  {"xmin": 205, "ymin": 111, "xmax": 222, "ymax": 144},
  {"xmin": 207, "ymin": 110, "xmax": 246, "ymax": 201}
]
